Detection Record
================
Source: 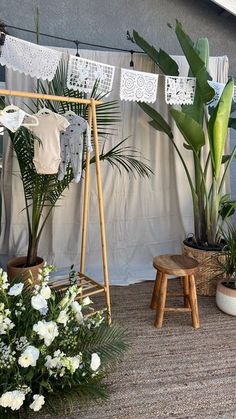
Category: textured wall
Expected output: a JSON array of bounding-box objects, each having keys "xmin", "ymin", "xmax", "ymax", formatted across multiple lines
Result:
[{"xmin": 1, "ymin": 0, "xmax": 236, "ymax": 195}]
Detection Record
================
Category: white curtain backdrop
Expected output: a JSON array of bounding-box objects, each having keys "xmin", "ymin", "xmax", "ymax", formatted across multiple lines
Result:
[{"xmin": 0, "ymin": 49, "xmax": 229, "ymax": 284}]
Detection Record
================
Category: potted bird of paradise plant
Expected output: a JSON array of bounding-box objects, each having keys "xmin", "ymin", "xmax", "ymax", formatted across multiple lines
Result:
[{"xmin": 129, "ymin": 21, "xmax": 236, "ymax": 295}]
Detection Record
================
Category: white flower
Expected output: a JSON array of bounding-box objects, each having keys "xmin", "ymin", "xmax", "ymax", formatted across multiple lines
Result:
[
  {"xmin": 1, "ymin": 271, "xmax": 9, "ymax": 290},
  {"xmin": 18, "ymin": 345, "xmax": 39, "ymax": 368},
  {"xmin": 90, "ymin": 353, "xmax": 101, "ymax": 371},
  {"xmin": 82, "ymin": 296, "xmax": 92, "ymax": 306},
  {"xmin": 0, "ymin": 390, "xmax": 25, "ymax": 411},
  {"xmin": 8, "ymin": 282, "xmax": 24, "ymax": 296},
  {"xmin": 61, "ymin": 355, "xmax": 82, "ymax": 374},
  {"xmin": 57, "ymin": 309, "xmax": 69, "ymax": 325},
  {"xmin": 40, "ymin": 285, "xmax": 51, "ymax": 300},
  {"xmin": 31, "ymin": 294, "xmax": 48, "ymax": 315},
  {"xmin": 71, "ymin": 301, "xmax": 83, "ymax": 324},
  {"xmin": 33, "ymin": 320, "xmax": 58, "ymax": 346},
  {"xmin": 29, "ymin": 394, "xmax": 45, "ymax": 412}
]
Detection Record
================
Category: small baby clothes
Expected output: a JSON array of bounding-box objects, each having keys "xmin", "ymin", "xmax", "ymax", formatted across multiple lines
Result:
[
  {"xmin": 0, "ymin": 108, "xmax": 26, "ymax": 132},
  {"xmin": 58, "ymin": 114, "xmax": 92, "ymax": 183},
  {"xmin": 29, "ymin": 113, "xmax": 70, "ymax": 175}
]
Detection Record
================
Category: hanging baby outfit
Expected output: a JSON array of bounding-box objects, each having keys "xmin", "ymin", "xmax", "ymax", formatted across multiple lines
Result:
[
  {"xmin": 58, "ymin": 114, "xmax": 92, "ymax": 183},
  {"xmin": 29, "ymin": 113, "xmax": 70, "ymax": 174},
  {"xmin": 0, "ymin": 108, "xmax": 26, "ymax": 132}
]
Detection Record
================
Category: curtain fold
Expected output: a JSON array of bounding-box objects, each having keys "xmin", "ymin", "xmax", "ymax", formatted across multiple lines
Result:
[{"xmin": 0, "ymin": 50, "xmax": 229, "ymax": 284}]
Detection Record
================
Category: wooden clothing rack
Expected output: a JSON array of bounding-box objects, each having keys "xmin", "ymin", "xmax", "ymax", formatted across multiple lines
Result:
[{"xmin": 0, "ymin": 89, "xmax": 111, "ymax": 324}]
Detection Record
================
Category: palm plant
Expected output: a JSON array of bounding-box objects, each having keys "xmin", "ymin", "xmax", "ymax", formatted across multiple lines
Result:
[
  {"xmin": 6, "ymin": 60, "xmax": 152, "ymax": 267},
  {"xmin": 129, "ymin": 21, "xmax": 236, "ymax": 248}
]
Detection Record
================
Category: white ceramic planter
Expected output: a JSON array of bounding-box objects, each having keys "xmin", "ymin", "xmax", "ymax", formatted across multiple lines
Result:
[{"xmin": 216, "ymin": 281, "xmax": 236, "ymax": 316}]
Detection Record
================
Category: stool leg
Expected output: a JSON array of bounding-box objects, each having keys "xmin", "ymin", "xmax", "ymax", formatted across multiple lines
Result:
[
  {"xmin": 183, "ymin": 275, "xmax": 190, "ymax": 308},
  {"xmin": 150, "ymin": 271, "xmax": 162, "ymax": 310},
  {"xmin": 188, "ymin": 275, "xmax": 200, "ymax": 329},
  {"xmin": 154, "ymin": 273, "xmax": 168, "ymax": 328}
]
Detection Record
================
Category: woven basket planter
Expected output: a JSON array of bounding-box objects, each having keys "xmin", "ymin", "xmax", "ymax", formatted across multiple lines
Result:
[{"xmin": 182, "ymin": 241, "xmax": 225, "ymax": 296}]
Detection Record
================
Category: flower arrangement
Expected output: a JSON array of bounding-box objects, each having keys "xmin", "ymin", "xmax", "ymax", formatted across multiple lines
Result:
[{"xmin": 0, "ymin": 265, "xmax": 127, "ymax": 417}]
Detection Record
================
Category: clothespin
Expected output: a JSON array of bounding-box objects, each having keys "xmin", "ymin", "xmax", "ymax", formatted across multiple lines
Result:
[
  {"xmin": 130, "ymin": 50, "xmax": 134, "ymax": 68},
  {"xmin": 74, "ymin": 40, "xmax": 80, "ymax": 57}
]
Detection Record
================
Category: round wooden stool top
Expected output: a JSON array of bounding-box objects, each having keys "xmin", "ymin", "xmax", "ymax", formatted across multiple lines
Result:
[{"xmin": 153, "ymin": 254, "xmax": 199, "ymax": 276}]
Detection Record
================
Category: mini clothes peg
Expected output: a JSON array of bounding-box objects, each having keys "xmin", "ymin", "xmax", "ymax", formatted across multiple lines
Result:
[
  {"xmin": 74, "ymin": 40, "xmax": 80, "ymax": 57},
  {"xmin": 130, "ymin": 50, "xmax": 134, "ymax": 68}
]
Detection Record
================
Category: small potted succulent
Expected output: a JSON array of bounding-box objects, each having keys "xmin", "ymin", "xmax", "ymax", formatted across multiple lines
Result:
[{"xmin": 216, "ymin": 223, "xmax": 236, "ymax": 316}]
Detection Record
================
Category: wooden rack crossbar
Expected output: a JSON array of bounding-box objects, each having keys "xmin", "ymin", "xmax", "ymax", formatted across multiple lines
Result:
[
  {"xmin": 1, "ymin": 88, "xmax": 111, "ymax": 324},
  {"xmin": 0, "ymin": 89, "xmax": 102, "ymax": 105}
]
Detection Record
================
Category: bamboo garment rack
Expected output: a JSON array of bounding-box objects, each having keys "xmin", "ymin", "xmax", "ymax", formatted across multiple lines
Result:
[{"xmin": 0, "ymin": 89, "xmax": 111, "ymax": 324}]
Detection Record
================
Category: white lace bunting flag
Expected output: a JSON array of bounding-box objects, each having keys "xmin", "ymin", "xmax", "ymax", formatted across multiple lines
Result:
[
  {"xmin": 207, "ymin": 81, "xmax": 225, "ymax": 107},
  {"xmin": 67, "ymin": 56, "xmax": 115, "ymax": 96},
  {"xmin": 165, "ymin": 76, "xmax": 196, "ymax": 105},
  {"xmin": 120, "ymin": 68, "xmax": 159, "ymax": 103},
  {"xmin": 0, "ymin": 35, "xmax": 62, "ymax": 81}
]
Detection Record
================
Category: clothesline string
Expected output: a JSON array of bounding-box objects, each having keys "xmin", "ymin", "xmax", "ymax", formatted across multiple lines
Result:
[{"xmin": 5, "ymin": 24, "xmax": 143, "ymax": 54}]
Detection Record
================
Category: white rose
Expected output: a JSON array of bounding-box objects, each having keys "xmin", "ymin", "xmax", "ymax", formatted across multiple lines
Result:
[
  {"xmin": 90, "ymin": 353, "xmax": 101, "ymax": 371},
  {"xmin": 18, "ymin": 345, "xmax": 39, "ymax": 368},
  {"xmin": 29, "ymin": 394, "xmax": 45, "ymax": 412},
  {"xmin": 8, "ymin": 282, "xmax": 24, "ymax": 296},
  {"xmin": 33, "ymin": 320, "xmax": 58, "ymax": 346},
  {"xmin": 2, "ymin": 272, "xmax": 9, "ymax": 289},
  {"xmin": 40, "ymin": 285, "xmax": 51, "ymax": 300},
  {"xmin": 57, "ymin": 309, "xmax": 69, "ymax": 325},
  {"xmin": 31, "ymin": 294, "xmax": 48, "ymax": 315},
  {"xmin": 0, "ymin": 390, "xmax": 25, "ymax": 411}
]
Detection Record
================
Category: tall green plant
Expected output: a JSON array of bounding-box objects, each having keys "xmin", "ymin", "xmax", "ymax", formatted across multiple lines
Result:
[
  {"xmin": 131, "ymin": 21, "xmax": 236, "ymax": 247},
  {"xmin": 6, "ymin": 61, "xmax": 152, "ymax": 267}
]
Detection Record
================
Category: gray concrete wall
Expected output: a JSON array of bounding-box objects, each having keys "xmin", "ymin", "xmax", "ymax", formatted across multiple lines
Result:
[{"xmin": 1, "ymin": 0, "xmax": 236, "ymax": 195}]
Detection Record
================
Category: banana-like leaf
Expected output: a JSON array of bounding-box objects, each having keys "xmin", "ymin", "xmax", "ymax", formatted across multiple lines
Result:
[
  {"xmin": 133, "ymin": 30, "xmax": 179, "ymax": 76},
  {"xmin": 208, "ymin": 79, "xmax": 234, "ymax": 179},
  {"xmin": 182, "ymin": 37, "xmax": 209, "ymax": 124},
  {"xmin": 170, "ymin": 109, "xmax": 205, "ymax": 152},
  {"xmin": 138, "ymin": 102, "xmax": 173, "ymax": 139},
  {"xmin": 175, "ymin": 21, "xmax": 214, "ymax": 104}
]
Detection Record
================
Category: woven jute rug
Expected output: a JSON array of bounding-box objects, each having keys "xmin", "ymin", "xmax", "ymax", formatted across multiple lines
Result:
[{"xmin": 36, "ymin": 280, "xmax": 236, "ymax": 419}]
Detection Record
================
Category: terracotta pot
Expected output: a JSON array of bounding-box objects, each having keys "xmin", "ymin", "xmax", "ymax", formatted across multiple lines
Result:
[
  {"xmin": 7, "ymin": 256, "xmax": 44, "ymax": 283},
  {"xmin": 216, "ymin": 280, "xmax": 236, "ymax": 316}
]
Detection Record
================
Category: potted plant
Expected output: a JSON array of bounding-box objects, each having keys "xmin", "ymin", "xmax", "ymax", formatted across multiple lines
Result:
[
  {"xmin": 216, "ymin": 223, "xmax": 236, "ymax": 316},
  {"xmin": 3, "ymin": 61, "xmax": 152, "ymax": 281},
  {"xmin": 129, "ymin": 21, "xmax": 236, "ymax": 295}
]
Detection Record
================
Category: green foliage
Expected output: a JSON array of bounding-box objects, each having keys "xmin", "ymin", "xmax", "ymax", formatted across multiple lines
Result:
[
  {"xmin": 215, "ymin": 222, "xmax": 236, "ymax": 287},
  {"xmin": 132, "ymin": 21, "xmax": 236, "ymax": 246}
]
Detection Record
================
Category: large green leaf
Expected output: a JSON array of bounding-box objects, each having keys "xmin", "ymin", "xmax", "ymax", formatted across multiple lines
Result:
[
  {"xmin": 175, "ymin": 21, "xmax": 214, "ymax": 103},
  {"xmin": 138, "ymin": 102, "xmax": 173, "ymax": 139},
  {"xmin": 208, "ymin": 79, "xmax": 234, "ymax": 179},
  {"xmin": 170, "ymin": 109, "xmax": 205, "ymax": 152},
  {"xmin": 182, "ymin": 37, "xmax": 209, "ymax": 124},
  {"xmin": 133, "ymin": 30, "xmax": 179, "ymax": 76}
]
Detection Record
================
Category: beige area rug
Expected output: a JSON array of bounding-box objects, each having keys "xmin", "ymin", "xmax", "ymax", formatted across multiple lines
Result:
[{"xmin": 39, "ymin": 280, "xmax": 236, "ymax": 419}]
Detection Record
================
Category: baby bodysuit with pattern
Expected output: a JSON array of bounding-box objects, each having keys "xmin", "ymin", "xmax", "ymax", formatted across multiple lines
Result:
[
  {"xmin": 29, "ymin": 113, "xmax": 70, "ymax": 175},
  {"xmin": 0, "ymin": 108, "xmax": 26, "ymax": 132},
  {"xmin": 58, "ymin": 114, "xmax": 92, "ymax": 183}
]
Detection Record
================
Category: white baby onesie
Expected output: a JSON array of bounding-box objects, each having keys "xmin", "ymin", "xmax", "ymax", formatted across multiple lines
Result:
[
  {"xmin": 29, "ymin": 113, "xmax": 70, "ymax": 174},
  {"xmin": 0, "ymin": 108, "xmax": 26, "ymax": 132},
  {"xmin": 58, "ymin": 114, "xmax": 92, "ymax": 183}
]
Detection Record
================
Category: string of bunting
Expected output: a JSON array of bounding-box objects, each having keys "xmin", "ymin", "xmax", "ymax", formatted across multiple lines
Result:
[{"xmin": 0, "ymin": 33, "xmax": 234, "ymax": 105}]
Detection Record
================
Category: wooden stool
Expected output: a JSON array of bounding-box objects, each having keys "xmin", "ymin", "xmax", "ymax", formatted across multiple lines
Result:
[{"xmin": 150, "ymin": 254, "xmax": 200, "ymax": 329}]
